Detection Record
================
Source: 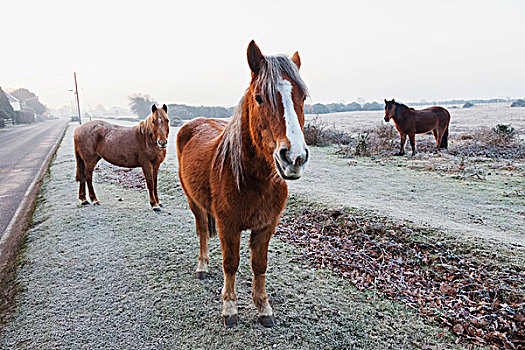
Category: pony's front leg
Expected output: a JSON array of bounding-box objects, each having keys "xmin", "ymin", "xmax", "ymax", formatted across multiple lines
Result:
[
  {"xmin": 250, "ymin": 224, "xmax": 276, "ymax": 327},
  {"xmin": 142, "ymin": 164, "xmax": 160, "ymax": 211},
  {"xmin": 188, "ymin": 200, "xmax": 210, "ymax": 279},
  {"xmin": 218, "ymin": 221, "xmax": 241, "ymax": 327},
  {"xmin": 395, "ymin": 133, "xmax": 406, "ymax": 156},
  {"xmin": 153, "ymin": 164, "xmax": 162, "ymax": 207},
  {"xmin": 408, "ymin": 134, "xmax": 417, "ymax": 156}
]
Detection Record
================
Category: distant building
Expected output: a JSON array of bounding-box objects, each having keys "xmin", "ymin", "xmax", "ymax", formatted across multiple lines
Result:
[{"xmin": 4, "ymin": 91, "xmax": 21, "ymax": 111}]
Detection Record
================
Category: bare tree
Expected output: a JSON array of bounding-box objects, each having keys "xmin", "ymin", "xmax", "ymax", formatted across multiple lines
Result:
[{"xmin": 128, "ymin": 93, "xmax": 157, "ymax": 119}]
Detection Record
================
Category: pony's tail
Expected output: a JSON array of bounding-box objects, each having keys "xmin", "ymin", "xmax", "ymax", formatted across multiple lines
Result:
[
  {"xmin": 440, "ymin": 125, "xmax": 449, "ymax": 149},
  {"xmin": 75, "ymin": 148, "xmax": 85, "ymax": 182},
  {"xmin": 207, "ymin": 213, "xmax": 217, "ymax": 238}
]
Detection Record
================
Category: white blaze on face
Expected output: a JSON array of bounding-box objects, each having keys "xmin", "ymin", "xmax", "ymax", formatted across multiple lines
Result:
[{"xmin": 276, "ymin": 79, "xmax": 307, "ymax": 164}]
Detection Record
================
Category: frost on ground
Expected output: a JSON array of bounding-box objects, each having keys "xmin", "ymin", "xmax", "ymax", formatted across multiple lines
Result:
[
  {"xmin": 0, "ymin": 126, "xmax": 462, "ymax": 349},
  {"xmin": 288, "ymin": 146, "xmax": 525, "ymax": 248}
]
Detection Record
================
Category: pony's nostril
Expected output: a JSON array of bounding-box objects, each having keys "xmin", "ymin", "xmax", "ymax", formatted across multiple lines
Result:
[
  {"xmin": 295, "ymin": 148, "xmax": 309, "ymax": 166},
  {"xmin": 279, "ymin": 147, "xmax": 290, "ymax": 164},
  {"xmin": 294, "ymin": 155, "xmax": 304, "ymax": 166}
]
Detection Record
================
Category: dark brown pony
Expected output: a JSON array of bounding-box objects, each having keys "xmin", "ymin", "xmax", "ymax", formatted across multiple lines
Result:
[
  {"xmin": 74, "ymin": 104, "xmax": 169, "ymax": 211},
  {"xmin": 177, "ymin": 41, "xmax": 309, "ymax": 327},
  {"xmin": 384, "ymin": 99, "xmax": 450, "ymax": 155}
]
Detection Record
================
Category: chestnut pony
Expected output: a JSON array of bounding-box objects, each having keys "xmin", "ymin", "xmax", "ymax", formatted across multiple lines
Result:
[
  {"xmin": 384, "ymin": 99, "xmax": 450, "ymax": 156},
  {"xmin": 74, "ymin": 104, "xmax": 169, "ymax": 211},
  {"xmin": 177, "ymin": 41, "xmax": 309, "ymax": 327}
]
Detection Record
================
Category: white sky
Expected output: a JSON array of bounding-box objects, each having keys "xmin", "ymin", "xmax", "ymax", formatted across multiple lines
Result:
[{"xmin": 1, "ymin": 0, "xmax": 524, "ymax": 110}]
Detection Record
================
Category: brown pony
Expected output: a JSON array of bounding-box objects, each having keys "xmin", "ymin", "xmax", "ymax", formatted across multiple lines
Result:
[
  {"xmin": 177, "ymin": 41, "xmax": 309, "ymax": 327},
  {"xmin": 384, "ymin": 99, "xmax": 450, "ymax": 156},
  {"xmin": 74, "ymin": 104, "xmax": 169, "ymax": 211}
]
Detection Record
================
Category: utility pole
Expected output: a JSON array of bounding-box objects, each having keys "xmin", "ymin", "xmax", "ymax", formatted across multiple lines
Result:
[{"xmin": 74, "ymin": 72, "xmax": 82, "ymax": 125}]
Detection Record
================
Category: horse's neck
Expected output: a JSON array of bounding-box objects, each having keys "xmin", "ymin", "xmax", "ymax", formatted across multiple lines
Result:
[
  {"xmin": 394, "ymin": 106, "xmax": 411, "ymax": 124},
  {"xmin": 136, "ymin": 126, "xmax": 156, "ymax": 148},
  {"xmin": 239, "ymin": 107, "xmax": 274, "ymax": 178}
]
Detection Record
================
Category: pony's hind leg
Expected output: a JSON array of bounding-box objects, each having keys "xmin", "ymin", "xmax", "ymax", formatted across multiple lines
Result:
[
  {"xmin": 79, "ymin": 182, "xmax": 89, "ymax": 205},
  {"xmin": 75, "ymin": 150, "xmax": 89, "ymax": 205},
  {"xmin": 250, "ymin": 224, "xmax": 276, "ymax": 327},
  {"xmin": 432, "ymin": 128, "xmax": 441, "ymax": 149},
  {"xmin": 218, "ymin": 220, "xmax": 241, "ymax": 327},
  {"xmin": 188, "ymin": 200, "xmax": 211, "ymax": 279},
  {"xmin": 85, "ymin": 157, "xmax": 101, "ymax": 205}
]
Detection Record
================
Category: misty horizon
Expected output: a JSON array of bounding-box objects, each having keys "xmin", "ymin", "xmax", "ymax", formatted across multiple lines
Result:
[{"xmin": 2, "ymin": 0, "xmax": 524, "ymax": 111}]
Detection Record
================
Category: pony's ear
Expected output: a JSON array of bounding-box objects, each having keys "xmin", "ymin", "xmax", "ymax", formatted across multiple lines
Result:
[
  {"xmin": 162, "ymin": 104, "xmax": 167, "ymax": 113},
  {"xmin": 291, "ymin": 51, "xmax": 301, "ymax": 70},
  {"xmin": 152, "ymin": 104, "xmax": 157, "ymax": 113},
  {"xmin": 291, "ymin": 51, "xmax": 301, "ymax": 69},
  {"xmin": 384, "ymin": 99, "xmax": 387, "ymax": 104},
  {"xmin": 392, "ymin": 99, "xmax": 396, "ymax": 103},
  {"xmin": 247, "ymin": 40, "xmax": 265, "ymax": 76}
]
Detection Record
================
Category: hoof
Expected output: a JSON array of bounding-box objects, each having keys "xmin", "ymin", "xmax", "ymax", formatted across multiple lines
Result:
[
  {"xmin": 259, "ymin": 315, "xmax": 276, "ymax": 328},
  {"xmin": 158, "ymin": 203, "xmax": 164, "ymax": 208},
  {"xmin": 223, "ymin": 314, "xmax": 238, "ymax": 328},
  {"xmin": 81, "ymin": 200, "xmax": 90, "ymax": 205},
  {"xmin": 92, "ymin": 201, "xmax": 101, "ymax": 206},
  {"xmin": 195, "ymin": 271, "xmax": 209, "ymax": 280},
  {"xmin": 152, "ymin": 206, "xmax": 162, "ymax": 212}
]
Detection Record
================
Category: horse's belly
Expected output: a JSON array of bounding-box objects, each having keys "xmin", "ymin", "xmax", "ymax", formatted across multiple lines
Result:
[
  {"xmin": 415, "ymin": 121, "xmax": 438, "ymax": 134},
  {"xmin": 95, "ymin": 133, "xmax": 142, "ymax": 167},
  {"xmin": 100, "ymin": 151, "xmax": 138, "ymax": 168}
]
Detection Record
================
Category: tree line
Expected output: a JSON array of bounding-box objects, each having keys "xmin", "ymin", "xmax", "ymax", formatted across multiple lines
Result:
[
  {"xmin": 306, "ymin": 101, "xmax": 383, "ymax": 114},
  {"xmin": 128, "ymin": 93, "xmax": 387, "ymax": 121},
  {"xmin": 129, "ymin": 93, "xmax": 525, "ymax": 121},
  {"xmin": 128, "ymin": 93, "xmax": 234, "ymax": 125}
]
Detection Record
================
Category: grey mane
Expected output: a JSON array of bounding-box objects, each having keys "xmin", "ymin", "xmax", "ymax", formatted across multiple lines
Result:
[
  {"xmin": 215, "ymin": 95, "xmax": 245, "ymax": 189},
  {"xmin": 215, "ymin": 54, "xmax": 309, "ymax": 189},
  {"xmin": 257, "ymin": 55, "xmax": 309, "ymax": 111}
]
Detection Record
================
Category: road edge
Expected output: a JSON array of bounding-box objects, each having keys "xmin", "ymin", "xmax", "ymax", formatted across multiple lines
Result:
[{"xmin": 0, "ymin": 120, "xmax": 68, "ymax": 322}]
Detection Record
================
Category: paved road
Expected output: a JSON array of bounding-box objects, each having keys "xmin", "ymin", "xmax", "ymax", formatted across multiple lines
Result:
[{"xmin": 0, "ymin": 119, "xmax": 67, "ymax": 238}]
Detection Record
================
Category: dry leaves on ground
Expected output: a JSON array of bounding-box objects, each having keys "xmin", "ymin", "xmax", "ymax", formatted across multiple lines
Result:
[{"xmin": 277, "ymin": 208, "xmax": 525, "ymax": 349}]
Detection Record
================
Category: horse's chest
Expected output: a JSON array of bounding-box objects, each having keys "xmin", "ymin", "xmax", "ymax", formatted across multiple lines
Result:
[
  {"xmin": 246, "ymin": 187, "xmax": 284, "ymax": 216},
  {"xmin": 218, "ymin": 181, "xmax": 287, "ymax": 229},
  {"xmin": 141, "ymin": 148, "xmax": 165, "ymax": 164}
]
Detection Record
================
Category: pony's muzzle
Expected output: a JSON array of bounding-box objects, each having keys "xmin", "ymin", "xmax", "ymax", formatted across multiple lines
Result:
[
  {"xmin": 157, "ymin": 139, "xmax": 168, "ymax": 148},
  {"xmin": 384, "ymin": 116, "xmax": 390, "ymax": 122},
  {"xmin": 274, "ymin": 146, "xmax": 309, "ymax": 180}
]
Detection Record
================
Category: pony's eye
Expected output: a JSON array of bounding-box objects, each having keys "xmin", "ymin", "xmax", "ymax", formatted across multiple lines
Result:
[{"xmin": 255, "ymin": 95, "xmax": 263, "ymax": 104}]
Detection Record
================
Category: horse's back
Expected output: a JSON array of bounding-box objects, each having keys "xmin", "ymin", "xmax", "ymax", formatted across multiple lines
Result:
[
  {"xmin": 73, "ymin": 120, "xmax": 115, "ymax": 143},
  {"xmin": 176, "ymin": 117, "xmax": 227, "ymax": 159},
  {"xmin": 420, "ymin": 106, "xmax": 450, "ymax": 121}
]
